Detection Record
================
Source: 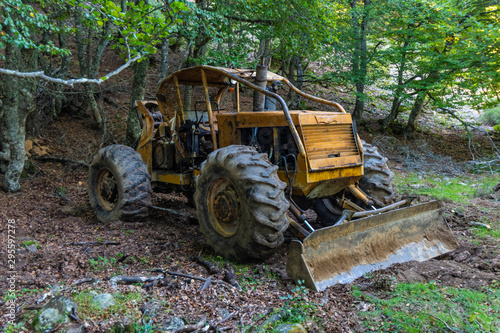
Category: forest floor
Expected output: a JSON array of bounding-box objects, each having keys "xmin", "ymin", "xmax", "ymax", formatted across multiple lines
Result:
[{"xmin": 1, "ymin": 67, "xmax": 500, "ymax": 332}]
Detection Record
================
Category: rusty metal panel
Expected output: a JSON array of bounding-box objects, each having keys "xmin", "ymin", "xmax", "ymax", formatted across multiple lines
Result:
[
  {"xmin": 298, "ymin": 114, "xmax": 362, "ymax": 172},
  {"xmin": 136, "ymin": 101, "xmax": 156, "ymax": 173},
  {"xmin": 216, "ymin": 114, "xmax": 241, "ymax": 148}
]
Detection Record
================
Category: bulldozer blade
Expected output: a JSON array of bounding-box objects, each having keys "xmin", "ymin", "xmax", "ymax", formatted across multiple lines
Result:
[{"xmin": 286, "ymin": 201, "xmax": 458, "ymax": 291}]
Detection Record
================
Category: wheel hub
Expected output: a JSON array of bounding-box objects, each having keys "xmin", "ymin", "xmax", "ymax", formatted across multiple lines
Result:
[
  {"xmin": 208, "ymin": 178, "xmax": 240, "ymax": 237},
  {"xmin": 97, "ymin": 168, "xmax": 118, "ymax": 211}
]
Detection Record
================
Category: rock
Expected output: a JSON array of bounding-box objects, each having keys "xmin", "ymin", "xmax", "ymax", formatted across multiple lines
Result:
[
  {"xmin": 453, "ymin": 250, "xmax": 471, "ymax": 262},
  {"xmin": 26, "ymin": 244, "xmax": 38, "ymax": 253},
  {"xmin": 63, "ymin": 323, "xmax": 84, "ymax": 333},
  {"xmin": 274, "ymin": 323, "xmax": 307, "ymax": 333},
  {"xmin": 93, "ymin": 293, "xmax": 116, "ymax": 309},
  {"xmin": 141, "ymin": 300, "xmax": 162, "ymax": 317},
  {"xmin": 356, "ymin": 301, "xmax": 373, "ymax": 312},
  {"xmin": 217, "ymin": 307, "xmax": 230, "ymax": 319},
  {"xmin": 109, "ymin": 317, "xmax": 135, "ymax": 333},
  {"xmin": 261, "ymin": 312, "xmax": 282, "ymax": 327},
  {"xmin": 32, "ymin": 296, "xmax": 78, "ymax": 333},
  {"xmin": 162, "ymin": 316, "xmax": 185, "ymax": 332}
]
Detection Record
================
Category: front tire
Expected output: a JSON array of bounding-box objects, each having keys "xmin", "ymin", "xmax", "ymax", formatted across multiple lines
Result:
[
  {"xmin": 88, "ymin": 145, "xmax": 152, "ymax": 222},
  {"xmin": 195, "ymin": 146, "xmax": 289, "ymax": 261}
]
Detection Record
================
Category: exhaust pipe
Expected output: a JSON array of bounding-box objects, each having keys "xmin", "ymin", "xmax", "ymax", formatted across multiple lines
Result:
[{"xmin": 253, "ymin": 59, "xmax": 268, "ymax": 112}]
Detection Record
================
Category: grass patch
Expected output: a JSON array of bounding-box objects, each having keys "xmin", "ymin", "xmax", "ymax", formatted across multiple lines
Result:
[
  {"xmin": 22, "ymin": 240, "xmax": 41, "ymax": 249},
  {"xmin": 73, "ymin": 289, "xmax": 143, "ymax": 322},
  {"xmin": 394, "ymin": 172, "xmax": 500, "ymax": 203},
  {"xmin": 353, "ymin": 282, "xmax": 500, "ymax": 332},
  {"xmin": 471, "ymin": 217, "xmax": 500, "ymax": 240}
]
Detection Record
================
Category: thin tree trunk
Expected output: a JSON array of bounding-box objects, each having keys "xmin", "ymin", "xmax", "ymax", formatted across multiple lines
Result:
[
  {"xmin": 406, "ymin": 93, "xmax": 426, "ymax": 134},
  {"xmin": 351, "ymin": 0, "xmax": 370, "ymax": 121},
  {"xmin": 383, "ymin": 38, "xmax": 410, "ymax": 129},
  {"xmin": 158, "ymin": 38, "xmax": 169, "ymax": 84},
  {"xmin": 126, "ymin": 57, "xmax": 150, "ymax": 146},
  {"xmin": 84, "ymin": 83, "xmax": 103, "ymax": 127},
  {"xmin": 1, "ymin": 44, "xmax": 37, "ymax": 192},
  {"xmin": 286, "ymin": 56, "xmax": 304, "ymax": 109},
  {"xmin": 256, "ymin": 38, "xmax": 272, "ymax": 66}
]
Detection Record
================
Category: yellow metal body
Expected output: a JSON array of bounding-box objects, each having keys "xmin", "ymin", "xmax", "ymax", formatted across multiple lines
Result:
[{"xmin": 136, "ymin": 66, "xmax": 364, "ymax": 197}]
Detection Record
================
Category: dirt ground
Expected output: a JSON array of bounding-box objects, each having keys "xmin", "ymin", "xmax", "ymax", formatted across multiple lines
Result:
[{"xmin": 1, "ymin": 69, "xmax": 499, "ymax": 332}]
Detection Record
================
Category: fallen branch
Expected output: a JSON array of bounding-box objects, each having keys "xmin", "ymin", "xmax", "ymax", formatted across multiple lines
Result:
[
  {"xmin": 192, "ymin": 256, "xmax": 219, "ymax": 275},
  {"xmin": 223, "ymin": 262, "xmax": 241, "ymax": 290},
  {"xmin": 151, "ymin": 205, "xmax": 196, "ymax": 219},
  {"xmin": 72, "ymin": 277, "xmax": 97, "ymax": 286},
  {"xmin": 213, "ymin": 312, "xmax": 236, "ymax": 327},
  {"xmin": 427, "ymin": 314, "xmax": 461, "ymax": 333},
  {"xmin": 166, "ymin": 270, "xmax": 236, "ymax": 290},
  {"xmin": 199, "ymin": 277, "xmax": 212, "ymax": 292},
  {"xmin": 470, "ymin": 221, "xmax": 492, "ymax": 229},
  {"xmin": 116, "ymin": 254, "xmax": 130, "ymax": 263},
  {"xmin": 110, "ymin": 274, "xmax": 164, "ymax": 289},
  {"xmin": 172, "ymin": 316, "xmax": 207, "ymax": 333},
  {"xmin": 66, "ymin": 241, "xmax": 120, "ymax": 246}
]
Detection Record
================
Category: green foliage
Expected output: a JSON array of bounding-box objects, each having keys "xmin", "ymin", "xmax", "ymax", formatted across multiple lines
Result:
[
  {"xmin": 88, "ymin": 256, "xmax": 117, "ymax": 271},
  {"xmin": 2, "ymin": 322, "xmax": 27, "ymax": 333},
  {"xmin": 0, "ymin": 0, "xmax": 70, "ymax": 58},
  {"xmin": 276, "ymin": 281, "xmax": 317, "ymax": 324},
  {"xmin": 353, "ymin": 282, "xmax": 500, "ymax": 332},
  {"xmin": 22, "ymin": 240, "xmax": 41, "ymax": 249},
  {"xmin": 1, "ymin": 0, "xmax": 187, "ymax": 78},
  {"xmin": 480, "ymin": 106, "xmax": 500, "ymax": 126}
]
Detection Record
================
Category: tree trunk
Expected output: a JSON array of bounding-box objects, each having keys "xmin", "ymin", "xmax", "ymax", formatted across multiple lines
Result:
[
  {"xmin": 84, "ymin": 83, "xmax": 103, "ymax": 128},
  {"xmin": 350, "ymin": 0, "xmax": 370, "ymax": 121},
  {"xmin": 286, "ymin": 56, "xmax": 304, "ymax": 109},
  {"xmin": 256, "ymin": 38, "xmax": 272, "ymax": 66},
  {"xmin": 1, "ymin": 44, "xmax": 37, "ymax": 192},
  {"xmin": 51, "ymin": 30, "xmax": 70, "ymax": 117},
  {"xmin": 125, "ymin": 57, "xmax": 150, "ymax": 146},
  {"xmin": 406, "ymin": 93, "xmax": 426, "ymax": 134},
  {"xmin": 383, "ymin": 38, "xmax": 410, "ymax": 129},
  {"xmin": 158, "ymin": 37, "xmax": 170, "ymax": 84},
  {"xmin": 74, "ymin": 8, "xmax": 111, "ymax": 129}
]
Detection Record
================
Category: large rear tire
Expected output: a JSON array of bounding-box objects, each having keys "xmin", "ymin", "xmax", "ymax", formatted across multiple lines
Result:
[
  {"xmin": 88, "ymin": 145, "xmax": 152, "ymax": 222},
  {"xmin": 314, "ymin": 141, "xmax": 395, "ymax": 225},
  {"xmin": 195, "ymin": 145, "xmax": 289, "ymax": 261},
  {"xmin": 358, "ymin": 140, "xmax": 395, "ymax": 205}
]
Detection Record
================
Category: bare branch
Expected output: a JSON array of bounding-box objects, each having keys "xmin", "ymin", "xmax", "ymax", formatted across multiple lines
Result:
[{"xmin": 0, "ymin": 54, "xmax": 142, "ymax": 87}]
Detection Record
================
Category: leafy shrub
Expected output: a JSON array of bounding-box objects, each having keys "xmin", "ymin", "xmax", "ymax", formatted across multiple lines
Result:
[{"xmin": 480, "ymin": 106, "xmax": 500, "ymax": 125}]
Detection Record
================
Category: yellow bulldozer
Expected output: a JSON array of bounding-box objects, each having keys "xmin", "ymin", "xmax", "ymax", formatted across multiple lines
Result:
[{"xmin": 88, "ymin": 65, "xmax": 458, "ymax": 291}]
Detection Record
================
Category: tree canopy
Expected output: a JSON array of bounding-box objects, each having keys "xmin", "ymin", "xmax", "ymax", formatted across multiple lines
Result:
[{"xmin": 1, "ymin": 0, "xmax": 499, "ymax": 191}]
